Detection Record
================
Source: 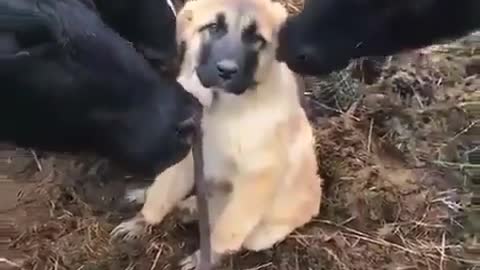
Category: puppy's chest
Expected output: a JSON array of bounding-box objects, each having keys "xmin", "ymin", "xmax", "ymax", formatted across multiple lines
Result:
[{"xmin": 201, "ymin": 106, "xmax": 278, "ymax": 181}]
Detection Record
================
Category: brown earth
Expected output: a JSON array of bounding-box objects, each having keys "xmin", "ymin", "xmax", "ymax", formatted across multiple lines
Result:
[{"xmin": 1, "ymin": 2, "xmax": 480, "ymax": 270}]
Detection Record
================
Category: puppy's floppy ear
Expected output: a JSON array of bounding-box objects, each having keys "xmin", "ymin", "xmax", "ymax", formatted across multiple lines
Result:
[
  {"xmin": 270, "ymin": 1, "xmax": 289, "ymax": 29},
  {"xmin": 176, "ymin": 5, "xmax": 194, "ymax": 44}
]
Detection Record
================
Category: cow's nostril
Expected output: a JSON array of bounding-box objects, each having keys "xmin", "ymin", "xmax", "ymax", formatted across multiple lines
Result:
[
  {"xmin": 296, "ymin": 53, "xmax": 307, "ymax": 62},
  {"xmin": 295, "ymin": 46, "xmax": 317, "ymax": 63},
  {"xmin": 176, "ymin": 116, "xmax": 196, "ymax": 138}
]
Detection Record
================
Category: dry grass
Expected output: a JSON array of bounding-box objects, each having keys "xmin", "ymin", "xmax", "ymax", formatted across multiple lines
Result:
[{"xmin": 1, "ymin": 1, "xmax": 480, "ymax": 269}]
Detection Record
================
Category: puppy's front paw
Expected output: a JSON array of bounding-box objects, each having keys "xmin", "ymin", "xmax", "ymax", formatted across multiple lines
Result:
[
  {"xmin": 211, "ymin": 226, "xmax": 244, "ymax": 254},
  {"xmin": 176, "ymin": 195, "xmax": 198, "ymax": 224},
  {"xmin": 110, "ymin": 214, "xmax": 147, "ymax": 242}
]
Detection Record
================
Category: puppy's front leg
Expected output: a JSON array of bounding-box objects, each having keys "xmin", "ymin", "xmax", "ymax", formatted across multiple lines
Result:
[
  {"xmin": 111, "ymin": 151, "xmax": 194, "ymax": 241},
  {"xmin": 211, "ymin": 168, "xmax": 279, "ymax": 254}
]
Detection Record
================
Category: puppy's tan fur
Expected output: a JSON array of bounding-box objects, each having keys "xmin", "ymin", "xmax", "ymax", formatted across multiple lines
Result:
[{"xmin": 111, "ymin": 0, "xmax": 322, "ymax": 267}]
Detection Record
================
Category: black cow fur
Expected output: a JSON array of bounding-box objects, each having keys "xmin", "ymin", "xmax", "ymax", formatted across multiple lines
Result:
[
  {"xmin": 0, "ymin": 0, "xmax": 201, "ymax": 176},
  {"xmin": 94, "ymin": 0, "xmax": 179, "ymax": 78},
  {"xmin": 277, "ymin": 0, "xmax": 480, "ymax": 75}
]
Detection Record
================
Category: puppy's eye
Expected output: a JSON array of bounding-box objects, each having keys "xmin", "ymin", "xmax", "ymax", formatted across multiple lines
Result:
[{"xmin": 251, "ymin": 34, "xmax": 266, "ymax": 49}]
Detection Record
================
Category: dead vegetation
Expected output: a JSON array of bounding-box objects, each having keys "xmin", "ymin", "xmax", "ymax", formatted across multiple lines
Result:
[{"xmin": 1, "ymin": 1, "xmax": 480, "ymax": 269}]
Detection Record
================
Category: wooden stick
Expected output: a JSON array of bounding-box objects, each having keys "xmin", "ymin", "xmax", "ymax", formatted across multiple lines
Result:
[{"xmin": 192, "ymin": 110, "xmax": 212, "ymax": 270}]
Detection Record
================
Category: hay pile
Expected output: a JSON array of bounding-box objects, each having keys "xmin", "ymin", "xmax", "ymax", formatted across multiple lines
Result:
[{"xmin": 1, "ymin": 1, "xmax": 479, "ymax": 269}]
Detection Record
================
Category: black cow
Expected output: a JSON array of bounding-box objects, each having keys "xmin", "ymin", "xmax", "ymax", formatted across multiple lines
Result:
[
  {"xmin": 277, "ymin": 0, "xmax": 480, "ymax": 75},
  {"xmin": 93, "ymin": 0, "xmax": 180, "ymax": 78},
  {"xmin": 0, "ymin": 0, "xmax": 201, "ymax": 176}
]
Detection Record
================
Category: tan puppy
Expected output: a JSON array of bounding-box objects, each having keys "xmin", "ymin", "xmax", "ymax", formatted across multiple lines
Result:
[{"xmin": 111, "ymin": 0, "xmax": 323, "ymax": 268}]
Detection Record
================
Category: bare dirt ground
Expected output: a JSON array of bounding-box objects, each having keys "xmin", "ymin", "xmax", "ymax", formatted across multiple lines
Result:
[{"xmin": 1, "ymin": 3, "xmax": 480, "ymax": 270}]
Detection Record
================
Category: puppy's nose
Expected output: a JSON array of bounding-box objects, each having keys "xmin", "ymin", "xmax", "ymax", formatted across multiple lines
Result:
[{"xmin": 216, "ymin": 59, "xmax": 238, "ymax": 80}]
